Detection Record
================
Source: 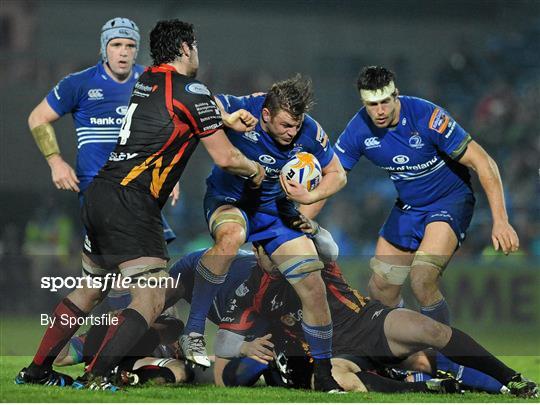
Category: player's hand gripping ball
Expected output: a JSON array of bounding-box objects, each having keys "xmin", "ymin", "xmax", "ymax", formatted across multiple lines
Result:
[{"xmin": 281, "ymin": 152, "xmax": 322, "ymax": 191}]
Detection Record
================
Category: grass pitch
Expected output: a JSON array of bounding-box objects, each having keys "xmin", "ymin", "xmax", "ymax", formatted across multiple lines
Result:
[
  {"xmin": 1, "ymin": 314, "xmax": 539, "ymax": 402},
  {"xmin": 1, "ymin": 355, "xmax": 539, "ymax": 402}
]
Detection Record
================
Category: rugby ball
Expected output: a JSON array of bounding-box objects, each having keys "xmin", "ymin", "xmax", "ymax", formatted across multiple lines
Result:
[{"xmin": 281, "ymin": 152, "xmax": 322, "ymax": 191}]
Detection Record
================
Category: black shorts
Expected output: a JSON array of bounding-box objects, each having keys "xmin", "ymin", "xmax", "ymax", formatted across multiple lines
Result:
[
  {"xmin": 333, "ymin": 300, "xmax": 403, "ymax": 369},
  {"xmin": 81, "ymin": 179, "xmax": 169, "ymax": 270}
]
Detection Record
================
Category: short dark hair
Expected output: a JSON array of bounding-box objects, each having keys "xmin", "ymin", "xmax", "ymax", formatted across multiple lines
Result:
[
  {"xmin": 150, "ymin": 19, "xmax": 195, "ymax": 66},
  {"xmin": 263, "ymin": 74, "xmax": 314, "ymax": 120},
  {"xmin": 356, "ymin": 66, "xmax": 396, "ymax": 92}
]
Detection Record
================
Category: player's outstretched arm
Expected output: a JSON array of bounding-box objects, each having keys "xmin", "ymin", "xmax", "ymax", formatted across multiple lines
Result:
[
  {"xmin": 28, "ymin": 99, "xmax": 80, "ymax": 192},
  {"xmin": 458, "ymin": 140, "xmax": 519, "ymax": 254},
  {"xmin": 201, "ymin": 129, "xmax": 265, "ymax": 188},
  {"xmin": 281, "ymin": 154, "xmax": 346, "ymax": 205}
]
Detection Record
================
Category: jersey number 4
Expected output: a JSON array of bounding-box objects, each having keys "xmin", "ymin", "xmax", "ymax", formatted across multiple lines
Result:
[{"xmin": 118, "ymin": 103, "xmax": 138, "ymax": 145}]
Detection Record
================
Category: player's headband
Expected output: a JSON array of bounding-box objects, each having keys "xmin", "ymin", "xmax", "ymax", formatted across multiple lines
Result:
[{"xmin": 360, "ymin": 81, "xmax": 397, "ymax": 103}]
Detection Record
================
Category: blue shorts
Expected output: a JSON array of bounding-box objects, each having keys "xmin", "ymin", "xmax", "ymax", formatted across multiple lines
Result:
[
  {"xmin": 380, "ymin": 195, "xmax": 475, "ymax": 251},
  {"xmin": 204, "ymin": 192, "xmax": 303, "ymax": 256}
]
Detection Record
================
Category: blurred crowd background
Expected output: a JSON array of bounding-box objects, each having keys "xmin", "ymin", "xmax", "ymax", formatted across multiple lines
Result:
[{"xmin": 1, "ymin": 0, "xmax": 539, "ymax": 315}]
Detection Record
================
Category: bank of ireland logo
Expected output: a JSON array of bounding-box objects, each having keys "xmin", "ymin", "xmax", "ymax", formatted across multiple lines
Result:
[
  {"xmin": 88, "ymin": 88, "xmax": 104, "ymax": 100},
  {"xmin": 408, "ymin": 132, "xmax": 424, "ymax": 149},
  {"xmin": 116, "ymin": 105, "xmax": 128, "ymax": 116},
  {"xmin": 259, "ymin": 155, "xmax": 276, "ymax": 165},
  {"xmin": 364, "ymin": 137, "xmax": 381, "ymax": 149},
  {"xmin": 392, "ymin": 155, "xmax": 409, "ymax": 164}
]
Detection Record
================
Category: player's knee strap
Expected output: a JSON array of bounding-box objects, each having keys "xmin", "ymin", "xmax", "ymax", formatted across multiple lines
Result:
[
  {"xmin": 81, "ymin": 260, "xmax": 108, "ymax": 277},
  {"xmin": 120, "ymin": 264, "xmax": 168, "ymax": 280},
  {"xmin": 369, "ymin": 257, "xmax": 410, "ymax": 286},
  {"xmin": 277, "ymin": 256, "xmax": 324, "ymax": 285},
  {"xmin": 411, "ymin": 250, "xmax": 447, "ymax": 273},
  {"xmin": 210, "ymin": 212, "xmax": 246, "ymax": 236}
]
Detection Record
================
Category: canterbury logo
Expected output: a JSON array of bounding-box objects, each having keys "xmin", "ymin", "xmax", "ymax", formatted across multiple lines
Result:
[
  {"xmin": 87, "ymin": 89, "xmax": 104, "ymax": 99},
  {"xmin": 364, "ymin": 137, "xmax": 380, "ymax": 147}
]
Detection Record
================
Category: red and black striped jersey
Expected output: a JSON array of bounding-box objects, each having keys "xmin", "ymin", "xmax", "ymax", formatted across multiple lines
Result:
[
  {"xmin": 97, "ymin": 64, "xmax": 223, "ymax": 207},
  {"xmin": 218, "ymin": 261, "xmax": 369, "ymax": 356}
]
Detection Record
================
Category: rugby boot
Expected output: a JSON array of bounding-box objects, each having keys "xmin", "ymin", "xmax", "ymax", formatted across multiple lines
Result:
[
  {"xmin": 179, "ymin": 332, "xmax": 211, "ymax": 368},
  {"xmin": 15, "ymin": 367, "xmax": 73, "ymax": 387},
  {"xmin": 313, "ymin": 373, "xmax": 345, "ymax": 393},
  {"xmin": 110, "ymin": 366, "xmax": 140, "ymax": 387},
  {"xmin": 425, "ymin": 374, "xmax": 464, "ymax": 394},
  {"xmin": 72, "ymin": 372, "xmax": 119, "ymax": 392},
  {"xmin": 506, "ymin": 374, "xmax": 538, "ymax": 398}
]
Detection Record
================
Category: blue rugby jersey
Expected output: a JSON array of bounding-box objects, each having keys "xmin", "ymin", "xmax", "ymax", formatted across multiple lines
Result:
[
  {"xmin": 169, "ymin": 249, "xmax": 255, "ymax": 323},
  {"xmin": 207, "ymin": 94, "xmax": 335, "ymax": 208},
  {"xmin": 46, "ymin": 62, "xmax": 144, "ymax": 192},
  {"xmin": 335, "ymin": 96, "xmax": 473, "ymax": 208}
]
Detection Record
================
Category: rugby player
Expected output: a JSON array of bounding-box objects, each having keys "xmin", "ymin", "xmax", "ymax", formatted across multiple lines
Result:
[
  {"xmin": 213, "ymin": 220, "xmax": 537, "ymax": 398},
  {"xmin": 16, "ymin": 19, "xmax": 263, "ymax": 391},
  {"xmin": 180, "ymin": 75, "xmax": 347, "ymax": 392},
  {"xmin": 305, "ymin": 66, "xmax": 519, "ymax": 325},
  {"xmin": 27, "ymin": 17, "xmax": 178, "ymax": 243},
  {"xmin": 26, "ymin": 17, "xmax": 178, "ymax": 315}
]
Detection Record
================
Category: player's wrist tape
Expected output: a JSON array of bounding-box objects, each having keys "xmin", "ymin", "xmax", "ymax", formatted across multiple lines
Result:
[{"xmin": 31, "ymin": 123, "xmax": 60, "ymax": 158}]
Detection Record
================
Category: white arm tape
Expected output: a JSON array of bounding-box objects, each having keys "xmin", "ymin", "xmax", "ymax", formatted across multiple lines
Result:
[
  {"xmin": 312, "ymin": 226, "xmax": 339, "ymax": 262},
  {"xmin": 215, "ymin": 329, "xmax": 246, "ymax": 358}
]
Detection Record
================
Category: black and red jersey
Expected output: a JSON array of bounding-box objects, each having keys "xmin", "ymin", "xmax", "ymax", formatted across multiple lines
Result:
[
  {"xmin": 97, "ymin": 64, "xmax": 223, "ymax": 207},
  {"xmin": 218, "ymin": 262, "xmax": 369, "ymax": 356}
]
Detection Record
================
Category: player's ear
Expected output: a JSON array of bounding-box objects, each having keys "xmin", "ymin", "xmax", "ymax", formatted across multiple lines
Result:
[
  {"xmin": 181, "ymin": 42, "xmax": 191, "ymax": 58},
  {"xmin": 261, "ymin": 107, "xmax": 271, "ymax": 123}
]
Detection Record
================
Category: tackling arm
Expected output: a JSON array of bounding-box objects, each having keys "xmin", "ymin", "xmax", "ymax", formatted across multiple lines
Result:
[
  {"xmin": 28, "ymin": 99, "xmax": 80, "ymax": 192},
  {"xmin": 458, "ymin": 140, "xmax": 519, "ymax": 254},
  {"xmin": 201, "ymin": 130, "xmax": 265, "ymax": 187}
]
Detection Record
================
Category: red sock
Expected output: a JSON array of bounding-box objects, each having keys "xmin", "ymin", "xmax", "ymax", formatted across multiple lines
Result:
[
  {"xmin": 86, "ymin": 308, "xmax": 148, "ymax": 377},
  {"xmin": 31, "ymin": 298, "xmax": 87, "ymax": 370}
]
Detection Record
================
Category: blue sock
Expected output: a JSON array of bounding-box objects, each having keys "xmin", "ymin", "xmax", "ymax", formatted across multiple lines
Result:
[
  {"xmin": 106, "ymin": 289, "xmax": 132, "ymax": 310},
  {"xmin": 301, "ymin": 322, "xmax": 333, "ymax": 359},
  {"xmin": 410, "ymin": 372, "xmax": 433, "ymax": 382},
  {"xmin": 222, "ymin": 357, "xmax": 268, "ymax": 387},
  {"xmin": 436, "ymin": 352, "xmax": 503, "ymax": 393},
  {"xmin": 184, "ymin": 260, "xmax": 226, "ymax": 334},
  {"xmin": 421, "ymin": 298, "xmax": 450, "ymax": 325}
]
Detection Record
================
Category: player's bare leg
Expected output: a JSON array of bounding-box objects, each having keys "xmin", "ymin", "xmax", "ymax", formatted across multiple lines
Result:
[
  {"xmin": 329, "ymin": 358, "xmax": 366, "ymax": 392},
  {"xmin": 76, "ymin": 257, "xmax": 168, "ymax": 390},
  {"xmin": 410, "ymin": 222, "xmax": 456, "ymax": 324},
  {"xmin": 181, "ymin": 205, "xmax": 246, "ymax": 368},
  {"xmin": 383, "ymin": 308, "xmax": 538, "ymax": 398},
  {"xmin": 329, "ymin": 357, "xmax": 459, "ymax": 393},
  {"xmin": 270, "ymin": 237, "xmax": 342, "ymax": 392},
  {"xmin": 368, "ymin": 236, "xmax": 413, "ymax": 307},
  {"xmin": 16, "ymin": 254, "xmax": 107, "ymax": 387}
]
